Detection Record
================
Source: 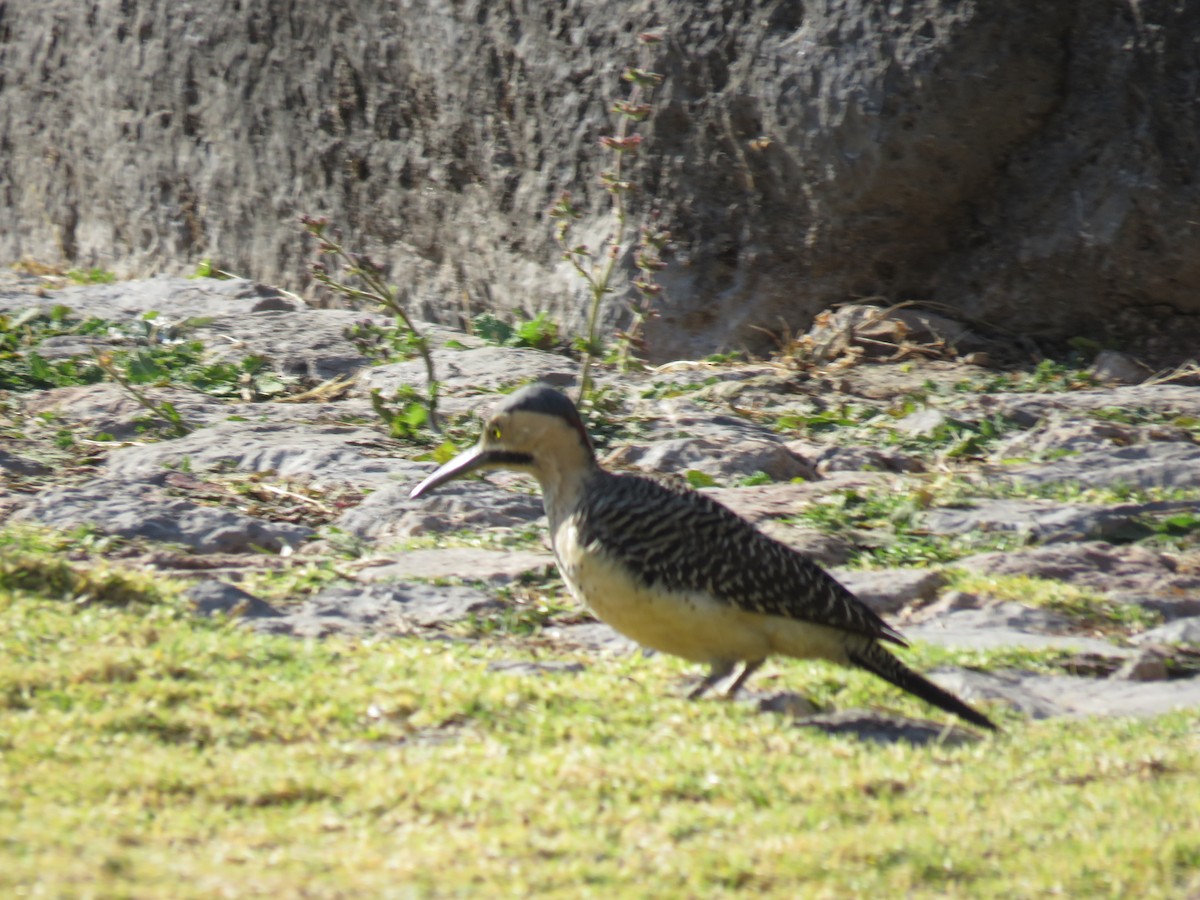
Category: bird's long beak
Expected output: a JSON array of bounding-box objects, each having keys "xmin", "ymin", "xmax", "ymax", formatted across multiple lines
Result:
[{"xmin": 409, "ymin": 445, "xmax": 534, "ymax": 499}]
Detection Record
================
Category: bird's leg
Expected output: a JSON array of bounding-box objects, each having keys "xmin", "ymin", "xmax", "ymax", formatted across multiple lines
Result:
[
  {"xmin": 722, "ymin": 659, "xmax": 766, "ymax": 699},
  {"xmin": 687, "ymin": 661, "xmax": 736, "ymax": 700}
]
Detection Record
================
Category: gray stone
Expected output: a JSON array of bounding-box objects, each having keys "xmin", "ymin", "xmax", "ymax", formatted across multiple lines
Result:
[
  {"xmin": 834, "ymin": 568, "xmax": 946, "ymax": 615},
  {"xmin": 894, "ymin": 407, "xmax": 949, "ymax": 437},
  {"xmin": 253, "ymin": 582, "xmax": 501, "ymax": 638},
  {"xmin": 1132, "ymin": 617, "xmax": 1200, "ymax": 647},
  {"xmin": 1090, "ymin": 350, "xmax": 1152, "ymax": 385},
  {"xmin": 605, "ymin": 436, "xmax": 808, "ymax": 483},
  {"xmin": 334, "ymin": 478, "xmax": 545, "ymax": 540},
  {"xmin": 3, "ymin": 6, "xmax": 1200, "ymax": 362},
  {"xmin": 0, "ymin": 448, "xmax": 48, "ymax": 477},
  {"xmin": 957, "ymin": 542, "xmax": 1200, "ymax": 619},
  {"xmin": 358, "ymin": 346, "xmax": 578, "ymax": 397},
  {"xmin": 487, "ymin": 660, "xmax": 585, "ymax": 676},
  {"xmin": 103, "ymin": 421, "xmax": 416, "ymax": 486},
  {"xmin": 706, "ymin": 474, "xmax": 889, "ymax": 526},
  {"xmin": 935, "ymin": 668, "xmax": 1200, "ymax": 720},
  {"xmin": 991, "ymin": 416, "xmax": 1139, "ymax": 460},
  {"xmin": 23, "ymin": 383, "xmax": 229, "ymax": 441},
  {"xmin": 810, "ymin": 445, "xmax": 927, "ymax": 475},
  {"xmin": 187, "ymin": 580, "xmax": 281, "ymax": 619},
  {"xmin": 21, "ymin": 382, "xmax": 382, "ymax": 441},
  {"xmin": 10, "ymin": 479, "xmax": 312, "ymax": 553},
  {"xmin": 905, "ymin": 602, "xmax": 1132, "ymax": 657},
  {"xmin": 356, "ymin": 548, "xmax": 556, "ymax": 585},
  {"xmin": 0, "ymin": 278, "xmax": 298, "ymax": 323},
  {"xmin": 980, "ymin": 385, "xmax": 1200, "ymax": 427},
  {"xmin": 1109, "ymin": 651, "xmax": 1169, "ymax": 682},
  {"xmin": 929, "ymin": 669, "xmax": 1063, "ymax": 720},
  {"xmin": 918, "ymin": 498, "xmax": 1185, "ymax": 544},
  {"xmin": 1002, "ymin": 442, "xmax": 1200, "ymax": 490},
  {"xmin": 757, "ymin": 522, "xmax": 855, "ymax": 568},
  {"xmin": 191, "ymin": 308, "xmax": 374, "ymax": 381},
  {"xmin": 542, "ymin": 622, "xmax": 640, "ymax": 656}
]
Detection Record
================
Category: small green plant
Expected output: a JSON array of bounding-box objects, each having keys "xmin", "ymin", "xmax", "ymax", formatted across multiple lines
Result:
[
  {"xmin": 301, "ymin": 216, "xmax": 439, "ymax": 431},
  {"xmin": 549, "ymin": 31, "xmax": 667, "ymax": 403},
  {"xmin": 0, "ymin": 306, "xmax": 105, "ymax": 390},
  {"xmin": 189, "ymin": 258, "xmax": 234, "ymax": 280},
  {"xmin": 471, "ymin": 311, "xmax": 560, "ymax": 351},
  {"xmin": 345, "ymin": 319, "xmax": 426, "ymax": 364},
  {"xmin": 511, "ymin": 312, "xmax": 560, "ymax": 351},
  {"xmin": 369, "ymin": 385, "xmax": 433, "ymax": 441},
  {"xmin": 65, "ymin": 267, "xmax": 117, "ymax": 286},
  {"xmin": 94, "ymin": 349, "xmax": 192, "ymax": 437},
  {"xmin": 737, "ymin": 471, "xmax": 773, "ymax": 487}
]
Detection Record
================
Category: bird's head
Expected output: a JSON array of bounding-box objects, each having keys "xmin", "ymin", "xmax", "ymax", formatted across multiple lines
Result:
[{"xmin": 410, "ymin": 384, "xmax": 595, "ymax": 498}]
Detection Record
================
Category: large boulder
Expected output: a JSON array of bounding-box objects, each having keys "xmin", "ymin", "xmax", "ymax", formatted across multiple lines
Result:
[{"xmin": 0, "ymin": 1, "xmax": 1196, "ymax": 362}]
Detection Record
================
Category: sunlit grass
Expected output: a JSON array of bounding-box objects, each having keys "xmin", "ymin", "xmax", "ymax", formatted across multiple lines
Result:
[{"xmin": 2, "ymin": 559, "xmax": 1198, "ymax": 897}]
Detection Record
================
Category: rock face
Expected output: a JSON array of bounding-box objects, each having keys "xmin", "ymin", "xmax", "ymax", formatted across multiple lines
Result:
[{"xmin": 1, "ymin": 2, "xmax": 1198, "ymax": 362}]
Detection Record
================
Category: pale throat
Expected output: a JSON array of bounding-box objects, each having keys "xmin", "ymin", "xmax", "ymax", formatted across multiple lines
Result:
[{"xmin": 534, "ymin": 453, "xmax": 595, "ymax": 538}]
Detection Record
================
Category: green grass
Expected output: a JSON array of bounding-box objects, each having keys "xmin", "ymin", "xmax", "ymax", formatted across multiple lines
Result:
[{"xmin": 3, "ymin": 554, "xmax": 1200, "ymax": 897}]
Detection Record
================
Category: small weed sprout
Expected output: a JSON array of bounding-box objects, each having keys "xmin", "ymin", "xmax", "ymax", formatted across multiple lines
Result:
[
  {"xmin": 549, "ymin": 31, "xmax": 668, "ymax": 404},
  {"xmin": 301, "ymin": 216, "xmax": 440, "ymax": 432},
  {"xmin": 93, "ymin": 350, "xmax": 192, "ymax": 436}
]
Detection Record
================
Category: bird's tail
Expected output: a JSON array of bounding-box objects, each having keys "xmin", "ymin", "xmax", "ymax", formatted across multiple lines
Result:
[{"xmin": 848, "ymin": 640, "xmax": 999, "ymax": 732}]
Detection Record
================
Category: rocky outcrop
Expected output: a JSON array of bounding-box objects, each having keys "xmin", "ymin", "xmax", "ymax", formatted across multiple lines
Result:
[{"xmin": 3, "ymin": 2, "xmax": 1199, "ymax": 362}]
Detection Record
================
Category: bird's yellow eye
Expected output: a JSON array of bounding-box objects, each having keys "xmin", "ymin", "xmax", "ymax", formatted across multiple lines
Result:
[{"xmin": 491, "ymin": 426, "xmax": 502, "ymax": 440}]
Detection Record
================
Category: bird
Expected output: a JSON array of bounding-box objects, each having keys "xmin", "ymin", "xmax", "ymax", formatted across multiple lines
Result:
[{"xmin": 410, "ymin": 383, "xmax": 998, "ymax": 731}]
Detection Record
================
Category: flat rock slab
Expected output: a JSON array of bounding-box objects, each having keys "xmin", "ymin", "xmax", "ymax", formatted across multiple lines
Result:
[
  {"xmin": 487, "ymin": 660, "xmax": 585, "ymax": 676},
  {"xmin": 906, "ymin": 603, "xmax": 1132, "ymax": 656},
  {"xmin": 935, "ymin": 668, "xmax": 1200, "ymax": 719},
  {"xmin": 704, "ymin": 474, "xmax": 889, "ymax": 525},
  {"xmin": 605, "ymin": 435, "xmax": 810, "ymax": 482},
  {"xmin": 103, "ymin": 421, "xmax": 418, "ymax": 487},
  {"xmin": 358, "ymin": 345, "xmax": 578, "ymax": 396},
  {"xmin": 356, "ymin": 548, "xmax": 556, "ymax": 584},
  {"xmin": 1132, "ymin": 617, "xmax": 1200, "ymax": 646},
  {"xmin": 0, "ymin": 277, "xmax": 298, "ymax": 320},
  {"xmin": 834, "ymin": 568, "xmax": 946, "ymax": 615},
  {"xmin": 337, "ymin": 480, "xmax": 544, "ymax": 539},
  {"xmin": 191, "ymin": 308, "xmax": 375, "ymax": 380},
  {"xmin": 253, "ymin": 582, "xmax": 501, "ymax": 638},
  {"xmin": 22, "ymin": 383, "xmax": 227, "ymax": 441},
  {"xmin": 0, "ymin": 448, "xmax": 49, "ymax": 476},
  {"xmin": 981, "ymin": 384, "xmax": 1200, "ymax": 424},
  {"xmin": 958, "ymin": 541, "xmax": 1200, "ymax": 620},
  {"xmin": 10, "ymin": 479, "xmax": 312, "ymax": 553},
  {"xmin": 21, "ymin": 383, "xmax": 379, "ymax": 441},
  {"xmin": 542, "ymin": 622, "xmax": 641, "ymax": 655},
  {"xmin": 1001, "ymin": 442, "xmax": 1200, "ymax": 490},
  {"xmin": 919, "ymin": 498, "xmax": 1199, "ymax": 544},
  {"xmin": 187, "ymin": 580, "xmax": 283, "ymax": 618}
]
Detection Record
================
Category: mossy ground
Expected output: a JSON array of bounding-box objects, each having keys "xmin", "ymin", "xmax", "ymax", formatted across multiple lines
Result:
[{"xmin": 2, "ymin": 550, "xmax": 1199, "ymax": 898}]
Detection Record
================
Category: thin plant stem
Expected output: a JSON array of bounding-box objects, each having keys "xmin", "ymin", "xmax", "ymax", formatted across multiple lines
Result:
[{"xmin": 93, "ymin": 351, "xmax": 192, "ymax": 436}]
